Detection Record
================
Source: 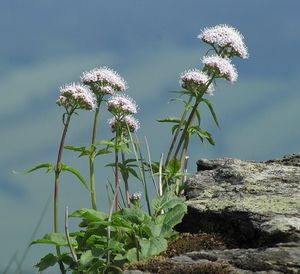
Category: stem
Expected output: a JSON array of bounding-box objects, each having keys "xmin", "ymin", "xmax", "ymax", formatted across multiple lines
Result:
[
  {"xmin": 54, "ymin": 111, "xmax": 72, "ymax": 274},
  {"xmin": 173, "ymin": 98, "xmax": 201, "ymax": 159},
  {"xmin": 65, "ymin": 206, "xmax": 78, "ymax": 264},
  {"xmin": 89, "ymin": 104, "xmax": 101, "ymax": 210},
  {"xmin": 114, "ymin": 130, "xmax": 120, "ymax": 211},
  {"xmin": 121, "ymin": 151, "xmax": 130, "ymax": 207},
  {"xmin": 165, "ymin": 95, "xmax": 193, "ymax": 166},
  {"xmin": 174, "ymin": 76, "xmax": 216, "ymax": 161}
]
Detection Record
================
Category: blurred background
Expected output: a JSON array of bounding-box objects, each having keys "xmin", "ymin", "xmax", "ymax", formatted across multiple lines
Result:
[{"xmin": 1, "ymin": 0, "xmax": 300, "ymax": 273}]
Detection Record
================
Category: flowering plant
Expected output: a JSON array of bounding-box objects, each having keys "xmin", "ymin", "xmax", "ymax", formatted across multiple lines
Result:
[{"xmin": 24, "ymin": 24, "xmax": 248, "ymax": 273}]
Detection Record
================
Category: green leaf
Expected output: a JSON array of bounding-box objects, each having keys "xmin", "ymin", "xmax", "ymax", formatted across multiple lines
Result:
[
  {"xmin": 168, "ymin": 158, "xmax": 181, "ymax": 175},
  {"xmin": 31, "ymin": 233, "xmax": 77, "ymax": 247},
  {"xmin": 201, "ymin": 98, "xmax": 220, "ymax": 128},
  {"xmin": 171, "ymin": 124, "xmax": 180, "ymax": 135},
  {"xmin": 35, "ymin": 253, "xmax": 58, "ymax": 272},
  {"xmin": 95, "ymin": 148, "xmax": 111, "ymax": 157},
  {"xmin": 21, "ymin": 163, "xmax": 54, "ymax": 174},
  {"xmin": 139, "ymin": 237, "xmax": 168, "ymax": 258},
  {"xmin": 157, "ymin": 117, "xmax": 181, "ymax": 124},
  {"xmin": 60, "ymin": 163, "xmax": 88, "ymax": 190},
  {"xmin": 80, "ymin": 250, "xmax": 93, "ymax": 267},
  {"xmin": 195, "ymin": 109, "xmax": 201, "ymax": 126},
  {"xmin": 126, "ymin": 248, "xmax": 138, "ymax": 262},
  {"xmin": 160, "ymin": 203, "xmax": 187, "ymax": 237},
  {"xmin": 69, "ymin": 208, "xmax": 107, "ymax": 221},
  {"xmin": 127, "ymin": 167, "xmax": 140, "ymax": 180},
  {"xmin": 152, "ymin": 191, "xmax": 185, "ymax": 216}
]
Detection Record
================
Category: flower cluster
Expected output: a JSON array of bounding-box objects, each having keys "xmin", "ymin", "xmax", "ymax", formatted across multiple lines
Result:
[
  {"xmin": 109, "ymin": 115, "xmax": 140, "ymax": 133},
  {"xmin": 129, "ymin": 192, "xmax": 142, "ymax": 202},
  {"xmin": 202, "ymin": 55, "xmax": 238, "ymax": 82},
  {"xmin": 198, "ymin": 24, "xmax": 249, "ymax": 59},
  {"xmin": 81, "ymin": 67, "xmax": 127, "ymax": 95},
  {"xmin": 57, "ymin": 83, "xmax": 97, "ymax": 111},
  {"xmin": 107, "ymin": 95, "xmax": 138, "ymax": 115},
  {"xmin": 180, "ymin": 69, "xmax": 214, "ymax": 95}
]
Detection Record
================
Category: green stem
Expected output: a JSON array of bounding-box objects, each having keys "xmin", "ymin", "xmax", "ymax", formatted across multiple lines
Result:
[
  {"xmin": 173, "ymin": 97, "xmax": 201, "ymax": 160},
  {"xmin": 165, "ymin": 95, "xmax": 193, "ymax": 166},
  {"xmin": 174, "ymin": 76, "xmax": 216, "ymax": 161},
  {"xmin": 89, "ymin": 103, "xmax": 101, "ymax": 210},
  {"xmin": 54, "ymin": 111, "xmax": 72, "ymax": 274},
  {"xmin": 114, "ymin": 128, "xmax": 120, "ymax": 211}
]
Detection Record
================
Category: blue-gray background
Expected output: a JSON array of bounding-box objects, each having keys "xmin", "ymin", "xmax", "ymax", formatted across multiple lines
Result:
[{"xmin": 1, "ymin": 0, "xmax": 300, "ymax": 273}]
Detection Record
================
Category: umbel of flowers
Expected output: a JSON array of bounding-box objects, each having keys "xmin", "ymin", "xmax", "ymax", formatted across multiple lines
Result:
[
  {"xmin": 164, "ymin": 24, "xmax": 248, "ymax": 192},
  {"xmin": 107, "ymin": 95, "xmax": 139, "ymax": 209},
  {"xmin": 81, "ymin": 67, "xmax": 128, "ymax": 210}
]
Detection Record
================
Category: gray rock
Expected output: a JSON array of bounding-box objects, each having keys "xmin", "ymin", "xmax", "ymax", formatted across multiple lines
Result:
[
  {"xmin": 180, "ymin": 155, "xmax": 300, "ymax": 246},
  {"xmin": 174, "ymin": 241, "xmax": 300, "ymax": 273},
  {"xmin": 127, "ymin": 154, "xmax": 300, "ymax": 273}
]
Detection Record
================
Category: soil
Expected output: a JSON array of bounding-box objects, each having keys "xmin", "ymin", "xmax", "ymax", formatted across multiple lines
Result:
[{"xmin": 125, "ymin": 232, "xmax": 236, "ymax": 274}]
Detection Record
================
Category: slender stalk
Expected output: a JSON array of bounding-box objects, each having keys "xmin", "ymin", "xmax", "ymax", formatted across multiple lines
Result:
[
  {"xmin": 114, "ymin": 128, "xmax": 120, "ymax": 211},
  {"xmin": 121, "ymin": 151, "xmax": 130, "ymax": 207},
  {"xmin": 54, "ymin": 111, "xmax": 72, "ymax": 274},
  {"xmin": 89, "ymin": 104, "xmax": 101, "ymax": 210},
  {"xmin": 144, "ymin": 136, "xmax": 159, "ymax": 196},
  {"xmin": 173, "ymin": 97, "xmax": 201, "ymax": 160},
  {"xmin": 135, "ymin": 133, "xmax": 152, "ymax": 216},
  {"xmin": 165, "ymin": 95, "xmax": 193, "ymax": 166},
  {"xmin": 174, "ymin": 76, "xmax": 216, "ymax": 161},
  {"xmin": 65, "ymin": 206, "xmax": 78, "ymax": 264}
]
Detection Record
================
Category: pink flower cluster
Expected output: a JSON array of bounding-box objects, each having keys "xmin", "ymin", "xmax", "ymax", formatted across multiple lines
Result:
[
  {"xmin": 81, "ymin": 67, "xmax": 127, "ymax": 95},
  {"xmin": 57, "ymin": 83, "xmax": 97, "ymax": 111},
  {"xmin": 198, "ymin": 24, "xmax": 249, "ymax": 59},
  {"xmin": 107, "ymin": 95, "xmax": 138, "ymax": 115},
  {"xmin": 202, "ymin": 55, "xmax": 238, "ymax": 82},
  {"xmin": 109, "ymin": 115, "xmax": 140, "ymax": 133},
  {"xmin": 180, "ymin": 69, "xmax": 214, "ymax": 95}
]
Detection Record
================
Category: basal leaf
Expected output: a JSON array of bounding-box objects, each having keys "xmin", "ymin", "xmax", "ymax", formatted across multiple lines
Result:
[
  {"xmin": 139, "ymin": 237, "xmax": 168, "ymax": 258},
  {"xmin": 31, "ymin": 233, "xmax": 77, "ymax": 247}
]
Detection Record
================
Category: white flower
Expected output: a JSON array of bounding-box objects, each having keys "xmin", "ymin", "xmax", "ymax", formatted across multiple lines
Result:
[
  {"xmin": 57, "ymin": 83, "xmax": 97, "ymax": 110},
  {"xmin": 202, "ymin": 55, "xmax": 238, "ymax": 82},
  {"xmin": 180, "ymin": 69, "xmax": 214, "ymax": 95},
  {"xmin": 109, "ymin": 115, "xmax": 140, "ymax": 133},
  {"xmin": 129, "ymin": 192, "xmax": 142, "ymax": 201},
  {"xmin": 107, "ymin": 95, "xmax": 138, "ymax": 115},
  {"xmin": 198, "ymin": 24, "xmax": 249, "ymax": 59},
  {"xmin": 81, "ymin": 66, "xmax": 127, "ymax": 94}
]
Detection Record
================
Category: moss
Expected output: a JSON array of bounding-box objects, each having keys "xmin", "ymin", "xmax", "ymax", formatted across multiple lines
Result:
[
  {"xmin": 126, "ymin": 257, "xmax": 236, "ymax": 274},
  {"xmin": 189, "ymin": 195, "xmax": 300, "ymax": 215},
  {"xmin": 164, "ymin": 233, "xmax": 225, "ymax": 257}
]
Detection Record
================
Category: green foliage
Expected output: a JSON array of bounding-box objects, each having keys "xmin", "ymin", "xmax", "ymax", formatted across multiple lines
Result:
[
  {"xmin": 60, "ymin": 163, "xmax": 89, "ymax": 190},
  {"xmin": 22, "ymin": 162, "xmax": 54, "ymax": 174},
  {"xmin": 31, "ymin": 233, "xmax": 77, "ymax": 247},
  {"xmin": 33, "ymin": 191, "xmax": 186, "ymax": 273}
]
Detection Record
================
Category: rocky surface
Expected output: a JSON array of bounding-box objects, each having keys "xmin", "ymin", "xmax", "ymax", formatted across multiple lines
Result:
[{"xmin": 126, "ymin": 154, "xmax": 300, "ymax": 273}]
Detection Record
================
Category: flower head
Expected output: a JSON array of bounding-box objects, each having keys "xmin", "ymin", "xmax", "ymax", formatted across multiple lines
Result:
[
  {"xmin": 57, "ymin": 83, "xmax": 97, "ymax": 111},
  {"xmin": 198, "ymin": 24, "xmax": 249, "ymax": 59},
  {"xmin": 107, "ymin": 95, "xmax": 138, "ymax": 115},
  {"xmin": 81, "ymin": 67, "xmax": 127, "ymax": 95},
  {"xmin": 202, "ymin": 55, "xmax": 238, "ymax": 82},
  {"xmin": 129, "ymin": 192, "xmax": 142, "ymax": 202},
  {"xmin": 109, "ymin": 115, "xmax": 140, "ymax": 133},
  {"xmin": 180, "ymin": 69, "xmax": 214, "ymax": 95}
]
